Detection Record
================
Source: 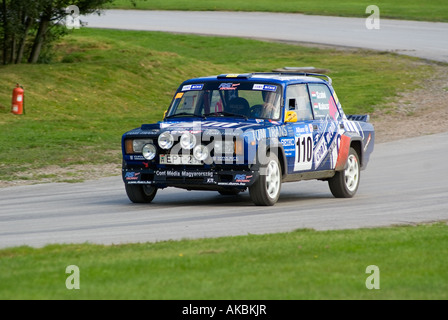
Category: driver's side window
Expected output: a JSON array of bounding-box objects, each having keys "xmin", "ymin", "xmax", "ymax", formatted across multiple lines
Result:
[
  {"xmin": 286, "ymin": 84, "xmax": 313, "ymax": 121},
  {"xmin": 210, "ymin": 90, "xmax": 224, "ymax": 113}
]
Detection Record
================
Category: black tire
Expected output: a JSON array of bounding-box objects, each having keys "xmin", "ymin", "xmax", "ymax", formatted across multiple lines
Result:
[
  {"xmin": 249, "ymin": 152, "xmax": 282, "ymax": 206},
  {"xmin": 125, "ymin": 184, "xmax": 158, "ymax": 203},
  {"xmin": 329, "ymin": 147, "xmax": 360, "ymax": 198}
]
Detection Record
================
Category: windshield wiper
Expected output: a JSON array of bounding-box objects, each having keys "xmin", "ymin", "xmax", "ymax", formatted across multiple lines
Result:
[
  {"xmin": 165, "ymin": 112, "xmax": 206, "ymax": 119},
  {"xmin": 204, "ymin": 111, "xmax": 248, "ymax": 120}
]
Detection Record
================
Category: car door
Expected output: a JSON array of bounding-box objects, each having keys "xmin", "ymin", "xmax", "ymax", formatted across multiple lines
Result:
[
  {"xmin": 307, "ymin": 83, "xmax": 342, "ymax": 171},
  {"xmin": 283, "ymin": 84, "xmax": 317, "ymax": 174}
]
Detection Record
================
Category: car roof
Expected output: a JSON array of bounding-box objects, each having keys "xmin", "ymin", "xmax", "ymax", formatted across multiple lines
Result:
[{"xmin": 182, "ymin": 72, "xmax": 332, "ymax": 86}]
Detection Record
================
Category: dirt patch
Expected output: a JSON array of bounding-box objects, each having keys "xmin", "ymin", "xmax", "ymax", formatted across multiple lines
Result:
[{"xmin": 371, "ymin": 63, "xmax": 448, "ymax": 142}]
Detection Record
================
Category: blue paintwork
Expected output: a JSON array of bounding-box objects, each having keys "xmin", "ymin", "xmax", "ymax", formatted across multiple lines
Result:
[{"xmin": 121, "ymin": 73, "xmax": 375, "ymax": 191}]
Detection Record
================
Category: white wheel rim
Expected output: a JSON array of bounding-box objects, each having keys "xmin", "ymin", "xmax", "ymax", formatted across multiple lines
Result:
[
  {"xmin": 266, "ymin": 159, "xmax": 281, "ymax": 199},
  {"xmin": 345, "ymin": 154, "xmax": 359, "ymax": 192}
]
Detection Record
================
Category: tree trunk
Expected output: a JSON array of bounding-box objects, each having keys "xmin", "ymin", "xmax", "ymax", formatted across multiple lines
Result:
[
  {"xmin": 28, "ymin": 15, "xmax": 50, "ymax": 64},
  {"xmin": 1, "ymin": 0, "xmax": 8, "ymax": 65},
  {"xmin": 9, "ymin": 32, "xmax": 15, "ymax": 64},
  {"xmin": 15, "ymin": 16, "xmax": 32, "ymax": 64}
]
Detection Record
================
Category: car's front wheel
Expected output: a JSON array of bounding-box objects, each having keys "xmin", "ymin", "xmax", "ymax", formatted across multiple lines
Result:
[
  {"xmin": 125, "ymin": 184, "xmax": 158, "ymax": 203},
  {"xmin": 249, "ymin": 152, "xmax": 282, "ymax": 206},
  {"xmin": 328, "ymin": 147, "xmax": 360, "ymax": 198}
]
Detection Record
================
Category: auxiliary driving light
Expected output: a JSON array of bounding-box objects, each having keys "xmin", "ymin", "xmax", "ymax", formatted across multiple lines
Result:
[
  {"xmin": 180, "ymin": 132, "xmax": 197, "ymax": 150},
  {"xmin": 193, "ymin": 145, "xmax": 209, "ymax": 161},
  {"xmin": 142, "ymin": 143, "xmax": 157, "ymax": 160},
  {"xmin": 158, "ymin": 132, "xmax": 174, "ymax": 149}
]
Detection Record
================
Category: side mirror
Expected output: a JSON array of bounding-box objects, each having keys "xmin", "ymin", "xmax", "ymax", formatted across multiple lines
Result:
[{"xmin": 284, "ymin": 111, "xmax": 297, "ymax": 123}]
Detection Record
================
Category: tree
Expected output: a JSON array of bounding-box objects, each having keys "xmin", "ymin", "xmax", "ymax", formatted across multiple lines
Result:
[{"xmin": 0, "ymin": 0, "xmax": 114, "ymax": 65}]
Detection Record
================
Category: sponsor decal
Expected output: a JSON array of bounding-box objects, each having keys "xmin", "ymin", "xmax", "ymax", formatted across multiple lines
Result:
[
  {"xmin": 280, "ymin": 137, "xmax": 295, "ymax": 157},
  {"xmin": 234, "ymin": 174, "xmax": 253, "ymax": 183},
  {"xmin": 312, "ymin": 116, "xmax": 339, "ymax": 170},
  {"xmin": 206, "ymin": 177, "xmax": 215, "ymax": 184},
  {"xmin": 254, "ymin": 129, "xmax": 267, "ymax": 141},
  {"xmin": 218, "ymin": 182, "xmax": 247, "ymax": 186},
  {"xmin": 314, "ymin": 138, "xmax": 328, "ymax": 169},
  {"xmin": 130, "ymin": 155, "xmax": 146, "ymax": 161},
  {"xmin": 329, "ymin": 97, "xmax": 339, "ymax": 120},
  {"xmin": 219, "ymin": 83, "xmax": 240, "ymax": 90},
  {"xmin": 201, "ymin": 121, "xmax": 239, "ymax": 128},
  {"xmin": 155, "ymin": 170, "xmax": 214, "ymax": 178},
  {"xmin": 125, "ymin": 172, "xmax": 140, "ymax": 181},
  {"xmin": 161, "ymin": 121, "xmax": 238, "ymax": 129},
  {"xmin": 294, "ymin": 134, "xmax": 313, "ymax": 171},
  {"xmin": 268, "ymin": 126, "xmax": 288, "ymax": 138},
  {"xmin": 280, "ymin": 138, "xmax": 295, "ymax": 147},
  {"xmin": 311, "ymin": 91, "xmax": 327, "ymax": 99},
  {"xmin": 313, "ymin": 102, "xmax": 330, "ymax": 110},
  {"xmin": 333, "ymin": 91, "xmax": 340, "ymax": 106},
  {"xmin": 252, "ymin": 84, "xmax": 277, "ymax": 92},
  {"xmin": 295, "ymin": 126, "xmax": 310, "ymax": 134},
  {"xmin": 364, "ymin": 133, "xmax": 372, "ymax": 152},
  {"xmin": 252, "ymin": 126, "xmax": 288, "ymax": 142},
  {"xmin": 181, "ymin": 84, "xmax": 204, "ymax": 91}
]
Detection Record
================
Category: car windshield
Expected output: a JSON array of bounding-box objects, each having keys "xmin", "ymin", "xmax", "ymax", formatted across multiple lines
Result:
[{"xmin": 166, "ymin": 81, "xmax": 282, "ymax": 120}]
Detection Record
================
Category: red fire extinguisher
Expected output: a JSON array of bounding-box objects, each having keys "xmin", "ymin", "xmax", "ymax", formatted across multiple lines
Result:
[{"xmin": 11, "ymin": 84, "xmax": 25, "ymax": 115}]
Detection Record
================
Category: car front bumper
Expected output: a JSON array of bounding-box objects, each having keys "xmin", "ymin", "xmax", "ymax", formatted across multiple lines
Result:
[{"xmin": 122, "ymin": 167, "xmax": 258, "ymax": 190}]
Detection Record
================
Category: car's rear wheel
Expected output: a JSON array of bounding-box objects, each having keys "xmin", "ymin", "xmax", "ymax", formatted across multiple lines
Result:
[
  {"xmin": 249, "ymin": 152, "xmax": 282, "ymax": 206},
  {"xmin": 328, "ymin": 147, "xmax": 360, "ymax": 198},
  {"xmin": 125, "ymin": 184, "xmax": 158, "ymax": 203}
]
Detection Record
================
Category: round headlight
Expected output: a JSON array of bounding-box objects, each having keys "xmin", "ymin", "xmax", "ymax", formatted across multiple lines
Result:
[
  {"xmin": 193, "ymin": 145, "xmax": 209, "ymax": 161},
  {"xmin": 180, "ymin": 132, "xmax": 196, "ymax": 150},
  {"xmin": 158, "ymin": 132, "xmax": 174, "ymax": 149},
  {"xmin": 142, "ymin": 143, "xmax": 157, "ymax": 160}
]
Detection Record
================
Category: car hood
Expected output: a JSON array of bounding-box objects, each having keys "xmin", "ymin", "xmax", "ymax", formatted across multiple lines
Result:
[
  {"xmin": 127, "ymin": 118, "xmax": 278, "ymax": 134},
  {"xmin": 123, "ymin": 118, "xmax": 291, "ymax": 144}
]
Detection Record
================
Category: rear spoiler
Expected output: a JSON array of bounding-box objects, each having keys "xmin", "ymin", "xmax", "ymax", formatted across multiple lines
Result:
[{"xmin": 347, "ymin": 114, "xmax": 370, "ymax": 122}]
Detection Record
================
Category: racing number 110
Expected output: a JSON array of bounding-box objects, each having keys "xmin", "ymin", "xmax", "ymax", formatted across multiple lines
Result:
[
  {"xmin": 294, "ymin": 135, "xmax": 313, "ymax": 171},
  {"xmin": 297, "ymin": 136, "xmax": 312, "ymax": 163}
]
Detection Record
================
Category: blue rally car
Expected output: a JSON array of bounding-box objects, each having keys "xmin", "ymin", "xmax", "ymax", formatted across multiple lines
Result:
[{"xmin": 122, "ymin": 72, "xmax": 374, "ymax": 206}]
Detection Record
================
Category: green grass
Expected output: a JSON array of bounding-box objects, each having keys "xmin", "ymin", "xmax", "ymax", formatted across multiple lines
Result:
[
  {"xmin": 0, "ymin": 223, "xmax": 447, "ymax": 299},
  {"xmin": 0, "ymin": 28, "xmax": 432, "ymax": 183},
  {"xmin": 108, "ymin": 0, "xmax": 448, "ymax": 22}
]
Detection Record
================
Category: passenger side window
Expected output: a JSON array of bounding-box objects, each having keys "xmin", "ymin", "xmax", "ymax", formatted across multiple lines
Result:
[
  {"xmin": 308, "ymin": 84, "xmax": 340, "ymax": 121},
  {"xmin": 285, "ymin": 84, "xmax": 313, "ymax": 121}
]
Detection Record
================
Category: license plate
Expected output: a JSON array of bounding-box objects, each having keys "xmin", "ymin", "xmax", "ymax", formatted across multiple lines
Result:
[{"xmin": 160, "ymin": 154, "xmax": 201, "ymax": 165}]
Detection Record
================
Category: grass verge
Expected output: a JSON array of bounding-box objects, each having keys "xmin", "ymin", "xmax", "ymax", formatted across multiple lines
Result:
[
  {"xmin": 108, "ymin": 0, "xmax": 448, "ymax": 22},
  {"xmin": 0, "ymin": 28, "xmax": 432, "ymax": 184},
  {"xmin": 0, "ymin": 222, "xmax": 447, "ymax": 299}
]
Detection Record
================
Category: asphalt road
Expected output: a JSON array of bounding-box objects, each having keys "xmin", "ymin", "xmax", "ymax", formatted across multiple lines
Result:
[
  {"xmin": 83, "ymin": 10, "xmax": 448, "ymax": 63},
  {"xmin": 1, "ymin": 132, "xmax": 447, "ymax": 249},
  {"xmin": 1, "ymin": 11, "xmax": 447, "ymax": 249}
]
